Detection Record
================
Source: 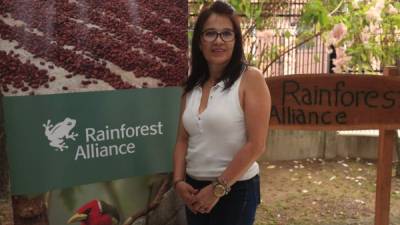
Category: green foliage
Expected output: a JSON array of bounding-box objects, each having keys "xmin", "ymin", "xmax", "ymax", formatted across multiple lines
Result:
[
  {"xmin": 230, "ymin": 0, "xmax": 264, "ymax": 20},
  {"xmin": 300, "ymin": 0, "xmax": 330, "ymax": 29},
  {"xmin": 298, "ymin": 0, "xmax": 400, "ymax": 73},
  {"xmin": 296, "ymin": 30, "xmax": 315, "ymax": 46},
  {"xmin": 387, "ymin": 14, "xmax": 400, "ymax": 28},
  {"xmin": 283, "ymin": 31, "xmax": 291, "ymax": 39},
  {"xmin": 230, "ymin": 0, "xmax": 267, "ymax": 30}
]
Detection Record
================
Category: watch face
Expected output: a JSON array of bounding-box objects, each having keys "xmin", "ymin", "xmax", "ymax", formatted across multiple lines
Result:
[{"xmin": 213, "ymin": 184, "xmax": 226, "ymax": 197}]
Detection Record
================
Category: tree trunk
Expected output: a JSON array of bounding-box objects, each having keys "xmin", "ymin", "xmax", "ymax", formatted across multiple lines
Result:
[{"xmin": 12, "ymin": 195, "xmax": 49, "ymax": 225}]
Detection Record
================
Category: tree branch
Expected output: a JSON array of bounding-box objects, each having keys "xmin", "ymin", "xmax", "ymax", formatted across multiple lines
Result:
[
  {"xmin": 329, "ymin": 0, "xmax": 345, "ymax": 16},
  {"xmin": 262, "ymin": 32, "xmax": 322, "ymax": 75},
  {"xmin": 123, "ymin": 178, "xmax": 170, "ymax": 225}
]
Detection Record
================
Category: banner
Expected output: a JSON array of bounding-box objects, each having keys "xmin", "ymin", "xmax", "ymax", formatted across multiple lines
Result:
[
  {"xmin": 0, "ymin": 0, "xmax": 188, "ymax": 224},
  {"xmin": 4, "ymin": 88, "xmax": 181, "ymax": 195}
]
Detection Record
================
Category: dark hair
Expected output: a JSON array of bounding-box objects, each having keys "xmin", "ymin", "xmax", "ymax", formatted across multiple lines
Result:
[{"xmin": 183, "ymin": 1, "xmax": 247, "ymax": 94}]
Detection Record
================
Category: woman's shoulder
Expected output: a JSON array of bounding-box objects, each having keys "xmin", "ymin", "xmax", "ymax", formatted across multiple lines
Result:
[{"xmin": 242, "ymin": 66, "xmax": 266, "ymax": 87}]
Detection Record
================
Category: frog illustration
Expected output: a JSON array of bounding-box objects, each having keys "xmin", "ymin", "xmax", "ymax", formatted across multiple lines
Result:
[{"xmin": 43, "ymin": 118, "xmax": 78, "ymax": 151}]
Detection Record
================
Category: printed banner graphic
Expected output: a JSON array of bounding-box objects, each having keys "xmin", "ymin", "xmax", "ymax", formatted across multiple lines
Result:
[{"xmin": 3, "ymin": 87, "xmax": 181, "ymax": 194}]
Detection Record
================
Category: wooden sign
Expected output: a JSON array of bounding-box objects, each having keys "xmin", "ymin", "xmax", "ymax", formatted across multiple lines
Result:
[
  {"xmin": 266, "ymin": 67, "xmax": 399, "ymax": 225},
  {"xmin": 266, "ymin": 74, "xmax": 400, "ymax": 130}
]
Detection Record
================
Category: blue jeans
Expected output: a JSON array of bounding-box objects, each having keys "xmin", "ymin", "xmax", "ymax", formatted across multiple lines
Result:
[{"xmin": 185, "ymin": 175, "xmax": 261, "ymax": 225}]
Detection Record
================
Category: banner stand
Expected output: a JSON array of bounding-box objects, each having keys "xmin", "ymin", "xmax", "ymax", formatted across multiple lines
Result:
[
  {"xmin": 0, "ymin": 94, "xmax": 14, "ymax": 225},
  {"xmin": 1, "ymin": 94, "xmax": 50, "ymax": 225}
]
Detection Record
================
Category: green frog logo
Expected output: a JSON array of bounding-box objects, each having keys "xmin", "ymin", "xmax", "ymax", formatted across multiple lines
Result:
[{"xmin": 43, "ymin": 118, "xmax": 78, "ymax": 151}]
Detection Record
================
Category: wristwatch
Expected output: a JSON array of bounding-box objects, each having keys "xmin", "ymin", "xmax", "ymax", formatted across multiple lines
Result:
[{"xmin": 212, "ymin": 178, "xmax": 230, "ymax": 197}]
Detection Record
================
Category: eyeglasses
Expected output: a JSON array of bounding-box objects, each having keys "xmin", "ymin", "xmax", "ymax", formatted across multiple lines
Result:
[{"xmin": 201, "ymin": 29, "xmax": 235, "ymax": 42}]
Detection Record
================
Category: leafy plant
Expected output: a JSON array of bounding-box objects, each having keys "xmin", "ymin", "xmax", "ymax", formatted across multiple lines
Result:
[{"xmin": 297, "ymin": 0, "xmax": 400, "ymax": 73}]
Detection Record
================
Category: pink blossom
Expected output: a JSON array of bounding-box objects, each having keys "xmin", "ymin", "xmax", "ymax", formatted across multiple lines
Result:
[
  {"xmin": 371, "ymin": 57, "xmax": 380, "ymax": 71},
  {"xmin": 333, "ymin": 47, "xmax": 352, "ymax": 73},
  {"xmin": 327, "ymin": 23, "xmax": 347, "ymax": 46},
  {"xmin": 375, "ymin": 0, "xmax": 385, "ymax": 11},
  {"xmin": 331, "ymin": 23, "xmax": 347, "ymax": 40},
  {"xmin": 387, "ymin": 4, "xmax": 398, "ymax": 14},
  {"xmin": 365, "ymin": 7, "xmax": 382, "ymax": 22},
  {"xmin": 352, "ymin": 0, "xmax": 360, "ymax": 9},
  {"xmin": 360, "ymin": 33, "xmax": 370, "ymax": 43},
  {"xmin": 368, "ymin": 23, "xmax": 382, "ymax": 34},
  {"xmin": 326, "ymin": 36, "xmax": 336, "ymax": 46},
  {"xmin": 335, "ymin": 47, "xmax": 347, "ymax": 58}
]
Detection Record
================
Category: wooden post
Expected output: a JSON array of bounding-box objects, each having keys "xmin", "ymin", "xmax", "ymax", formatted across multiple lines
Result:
[
  {"xmin": 375, "ymin": 129, "xmax": 395, "ymax": 225},
  {"xmin": 374, "ymin": 67, "xmax": 399, "ymax": 225},
  {"xmin": 396, "ymin": 61, "xmax": 400, "ymax": 178}
]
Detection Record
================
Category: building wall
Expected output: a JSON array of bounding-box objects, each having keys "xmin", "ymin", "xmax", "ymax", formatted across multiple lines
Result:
[{"xmin": 261, "ymin": 130, "xmax": 399, "ymax": 161}]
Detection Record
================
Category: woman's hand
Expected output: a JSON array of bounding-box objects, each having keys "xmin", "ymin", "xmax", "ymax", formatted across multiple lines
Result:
[
  {"xmin": 175, "ymin": 181, "xmax": 199, "ymax": 213},
  {"xmin": 192, "ymin": 184, "xmax": 219, "ymax": 214}
]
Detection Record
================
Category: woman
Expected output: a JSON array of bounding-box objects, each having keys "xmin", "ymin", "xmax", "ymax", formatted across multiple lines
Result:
[{"xmin": 173, "ymin": 1, "xmax": 271, "ymax": 225}]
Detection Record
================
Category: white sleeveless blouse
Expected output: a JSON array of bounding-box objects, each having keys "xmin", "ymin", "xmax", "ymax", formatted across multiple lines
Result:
[{"xmin": 182, "ymin": 74, "xmax": 259, "ymax": 181}]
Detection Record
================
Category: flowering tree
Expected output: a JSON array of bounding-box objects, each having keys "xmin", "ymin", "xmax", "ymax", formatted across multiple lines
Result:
[
  {"xmin": 296, "ymin": 0, "xmax": 400, "ymax": 73},
  {"xmin": 226, "ymin": 0, "xmax": 400, "ymax": 74},
  {"xmin": 189, "ymin": 1, "xmax": 399, "ymax": 74}
]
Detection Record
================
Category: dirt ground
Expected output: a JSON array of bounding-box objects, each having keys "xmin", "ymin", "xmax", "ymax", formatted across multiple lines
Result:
[
  {"xmin": 255, "ymin": 158, "xmax": 400, "ymax": 225},
  {"xmin": 2, "ymin": 158, "xmax": 399, "ymax": 225}
]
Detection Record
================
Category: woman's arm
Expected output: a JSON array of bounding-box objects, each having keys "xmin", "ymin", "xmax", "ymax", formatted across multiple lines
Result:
[
  {"xmin": 173, "ymin": 93, "xmax": 199, "ymax": 212},
  {"xmin": 219, "ymin": 67, "xmax": 271, "ymax": 186},
  {"xmin": 173, "ymin": 94, "xmax": 189, "ymax": 183}
]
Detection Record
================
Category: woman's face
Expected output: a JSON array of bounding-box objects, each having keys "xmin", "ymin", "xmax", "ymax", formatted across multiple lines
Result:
[{"xmin": 199, "ymin": 13, "xmax": 235, "ymax": 67}]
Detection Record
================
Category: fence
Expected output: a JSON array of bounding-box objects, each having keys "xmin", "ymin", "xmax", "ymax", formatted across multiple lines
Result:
[{"xmin": 189, "ymin": 0, "xmax": 330, "ymax": 77}]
